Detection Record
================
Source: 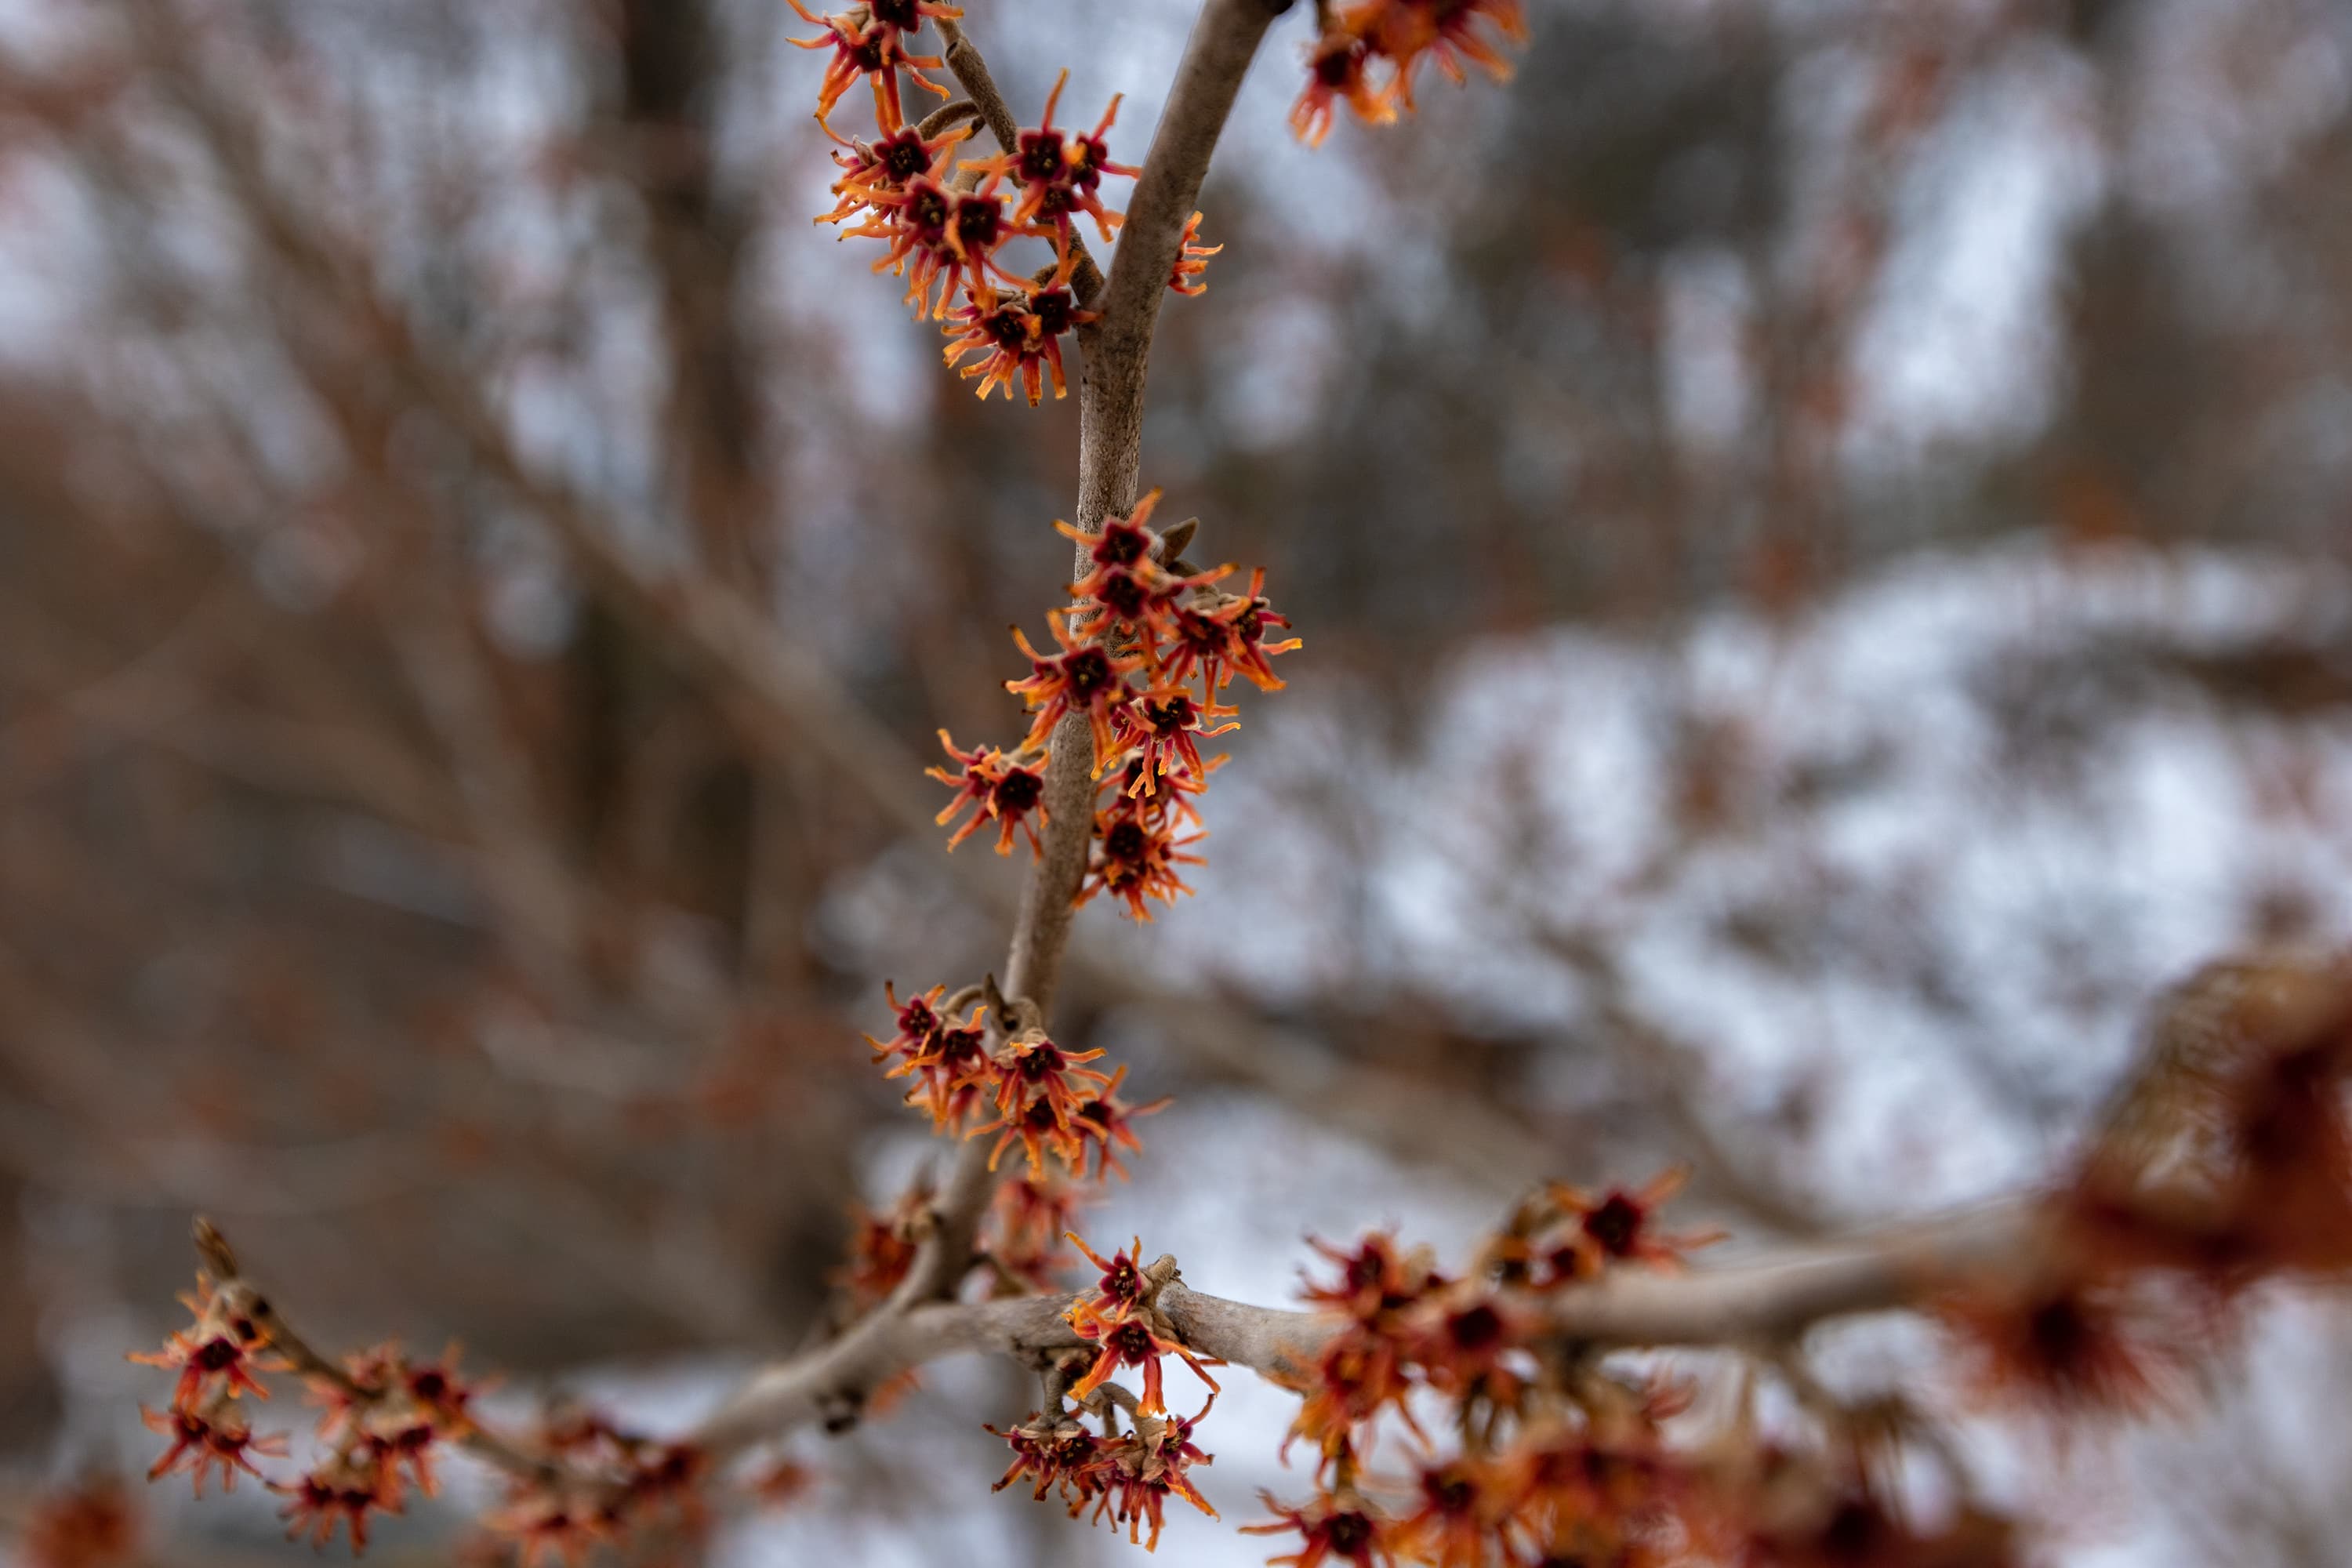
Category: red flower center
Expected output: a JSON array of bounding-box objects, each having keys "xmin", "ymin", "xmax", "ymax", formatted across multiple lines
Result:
[{"xmin": 1582, "ymin": 1194, "xmax": 1642, "ymax": 1256}]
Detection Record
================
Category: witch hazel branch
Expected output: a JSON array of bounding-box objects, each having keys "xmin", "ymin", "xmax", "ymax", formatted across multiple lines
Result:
[{"xmin": 121, "ymin": 5, "xmax": 2352, "ymax": 1568}]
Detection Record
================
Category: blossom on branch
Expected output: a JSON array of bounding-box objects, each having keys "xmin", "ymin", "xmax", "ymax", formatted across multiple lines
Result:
[
  {"xmin": 1007, "ymin": 609, "xmax": 1145, "ymax": 768},
  {"xmin": 1171, "ymin": 210, "xmax": 1221, "ymax": 295},
  {"xmin": 1291, "ymin": 32, "xmax": 1390, "ymax": 146},
  {"xmin": 1081, "ymin": 790, "xmax": 1206, "ymax": 920},
  {"xmin": 1290, "ymin": 0, "xmax": 1526, "ymax": 143},
  {"xmin": 987, "ymin": 1411, "xmax": 1106, "ymax": 1510},
  {"xmin": 1091, "ymin": 1393, "xmax": 1220, "ymax": 1550},
  {"xmin": 1242, "ymin": 1490, "xmax": 1408, "ymax": 1568},
  {"xmin": 786, "ymin": 1, "xmax": 950, "ymax": 132},
  {"xmin": 140, "ymin": 1404, "xmax": 286, "ymax": 1497},
  {"xmin": 128, "ymin": 1276, "xmax": 280, "ymax": 1410},
  {"xmin": 1067, "ymin": 1064, "xmax": 1171, "ymax": 1180},
  {"xmin": 818, "ymin": 118, "xmax": 974, "ymax": 230},
  {"xmin": 1538, "ymin": 1165, "xmax": 1725, "ymax": 1283},
  {"xmin": 928, "ymin": 731, "xmax": 1051, "ymax": 854},
  {"xmin": 975, "ymin": 69, "xmax": 1141, "ymax": 245},
  {"xmin": 1113, "ymin": 684, "xmax": 1236, "ymax": 797},
  {"xmin": 1062, "ymin": 1231, "xmax": 1221, "ymax": 1416},
  {"xmin": 940, "ymin": 274, "xmax": 1098, "ymax": 405}
]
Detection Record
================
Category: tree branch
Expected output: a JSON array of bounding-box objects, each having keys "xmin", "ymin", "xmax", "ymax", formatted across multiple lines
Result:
[
  {"xmin": 641, "ymin": 1197, "xmax": 2048, "ymax": 1455},
  {"xmin": 869, "ymin": 0, "xmax": 1294, "ymax": 1316},
  {"xmin": 1074, "ymin": 0, "xmax": 1288, "ymax": 532}
]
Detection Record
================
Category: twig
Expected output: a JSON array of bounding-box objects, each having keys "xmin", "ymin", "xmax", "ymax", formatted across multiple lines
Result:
[
  {"xmin": 871, "ymin": 0, "xmax": 1295, "ymax": 1319},
  {"xmin": 187, "ymin": 1196, "xmax": 2043, "ymax": 1466},
  {"xmin": 695, "ymin": 1196, "xmax": 2044, "ymax": 1454},
  {"xmin": 191, "ymin": 1220, "xmax": 561, "ymax": 1486}
]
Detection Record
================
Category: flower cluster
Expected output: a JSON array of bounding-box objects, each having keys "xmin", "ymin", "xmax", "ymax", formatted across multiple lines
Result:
[
  {"xmin": 942, "ymin": 490, "xmax": 1294, "ymax": 922},
  {"xmin": 128, "ymin": 1271, "xmax": 500, "ymax": 1555},
  {"xmin": 982, "ymin": 1169, "xmax": 1088, "ymax": 1291},
  {"xmin": 867, "ymin": 980, "xmax": 993, "ymax": 1126},
  {"xmin": 977, "ymin": 1232, "xmax": 1222, "ymax": 1549},
  {"xmin": 1253, "ymin": 1171, "xmax": 1726, "ymax": 1568},
  {"xmin": 865, "ymin": 980, "xmax": 1168, "ymax": 1178},
  {"xmin": 1063, "ymin": 1232, "xmax": 1223, "ymax": 1417},
  {"xmin": 987, "ymin": 1392, "xmax": 1220, "ymax": 1551},
  {"xmin": 794, "ymin": 9, "xmax": 1208, "ymax": 405},
  {"xmin": 484, "ymin": 1409, "xmax": 710, "ymax": 1568},
  {"xmin": 128, "ymin": 1233, "xmax": 755, "ymax": 1563},
  {"xmin": 128, "ymin": 1276, "xmax": 289, "ymax": 1497},
  {"xmin": 1290, "ymin": 0, "xmax": 1528, "ymax": 145},
  {"xmin": 788, "ymin": 0, "xmax": 955, "ymax": 132},
  {"xmin": 836, "ymin": 1180, "xmax": 934, "ymax": 1309},
  {"xmin": 1485, "ymin": 1164, "xmax": 1726, "ymax": 1290},
  {"xmin": 1934, "ymin": 958, "xmax": 2352, "ymax": 1429},
  {"xmin": 273, "ymin": 1343, "xmax": 481, "ymax": 1555}
]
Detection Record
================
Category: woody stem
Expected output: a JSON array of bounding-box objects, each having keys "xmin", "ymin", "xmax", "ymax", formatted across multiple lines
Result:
[{"xmin": 699, "ymin": 0, "xmax": 1291, "ymax": 1450}]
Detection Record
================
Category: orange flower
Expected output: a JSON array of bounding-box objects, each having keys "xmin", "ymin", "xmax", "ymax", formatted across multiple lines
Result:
[
  {"xmin": 1082, "ymin": 793, "xmax": 1206, "ymax": 920},
  {"xmin": 272, "ymin": 1450, "xmax": 395, "ymax": 1557},
  {"xmin": 1291, "ymin": 0, "xmax": 1525, "ymax": 145},
  {"xmin": 839, "ymin": 154, "xmax": 1022, "ymax": 321},
  {"xmin": 986, "ymin": 1411, "xmax": 1105, "ymax": 1510},
  {"xmin": 1007, "ymin": 609, "xmax": 1145, "ymax": 768},
  {"xmin": 985, "ymin": 1172, "xmax": 1085, "ymax": 1290},
  {"xmin": 975, "ymin": 69, "xmax": 1139, "ymax": 245},
  {"xmin": 21, "ymin": 1477, "xmax": 136, "ymax": 1568},
  {"xmin": 1941, "ymin": 1276, "xmax": 2191, "ymax": 1420},
  {"xmin": 962, "ymin": 1023, "xmax": 1112, "ymax": 1174},
  {"xmin": 1242, "ymin": 1490, "xmax": 1407, "ymax": 1568},
  {"xmin": 140, "ymin": 1404, "xmax": 287, "ymax": 1497},
  {"xmin": 864, "ymin": 980, "xmax": 947, "ymax": 1069},
  {"xmin": 883, "ymin": 1004, "xmax": 992, "ymax": 1129},
  {"xmin": 1170, "ymin": 210, "xmax": 1221, "ymax": 296},
  {"xmin": 1066, "ymin": 1065, "xmax": 1171, "ymax": 1180},
  {"xmin": 785, "ymin": 1, "xmax": 949, "ymax": 132},
  {"xmin": 1065, "ymin": 1302, "xmax": 1220, "ymax": 1417},
  {"xmin": 1061, "ymin": 1232, "xmax": 1221, "ymax": 1416},
  {"xmin": 991, "ymin": 1033, "xmax": 1112, "ymax": 1130},
  {"xmin": 941, "ymin": 269, "xmax": 1099, "ymax": 405},
  {"xmin": 1090, "ymin": 1392, "xmax": 1220, "ymax": 1550},
  {"xmin": 485, "ymin": 1486, "xmax": 605, "ymax": 1568},
  {"xmin": 1161, "ymin": 567, "xmax": 1300, "ymax": 695},
  {"xmin": 1399, "ymin": 1457, "xmax": 1511, "ymax": 1568},
  {"xmin": 1346, "ymin": 0, "xmax": 1526, "ymax": 114},
  {"xmin": 928, "ymin": 731, "xmax": 1051, "ymax": 854},
  {"xmin": 1058, "ymin": 490, "xmax": 1226, "ymax": 645},
  {"xmin": 818, "ymin": 118, "xmax": 973, "ymax": 229},
  {"xmin": 835, "ymin": 1185, "xmax": 930, "ymax": 1308},
  {"xmin": 1291, "ymin": 31, "xmax": 1392, "ymax": 146},
  {"xmin": 128, "ymin": 1276, "xmax": 280, "ymax": 1410},
  {"xmin": 1541, "ymin": 1166, "xmax": 1724, "ymax": 1283},
  {"xmin": 971, "ymin": 1093, "xmax": 1084, "ymax": 1176},
  {"xmin": 1299, "ymin": 1232, "xmax": 1448, "ymax": 1325},
  {"xmin": 1504, "ymin": 1425, "xmax": 1684, "ymax": 1549},
  {"xmin": 1069, "ymin": 1231, "xmax": 1153, "ymax": 1310},
  {"xmin": 1405, "ymin": 1287, "xmax": 1535, "ymax": 1406},
  {"xmin": 1115, "ymin": 685, "xmax": 1236, "ymax": 797},
  {"xmin": 401, "ymin": 1347, "xmax": 481, "ymax": 1436},
  {"xmin": 1214, "ymin": 567, "xmax": 1303, "ymax": 692},
  {"xmin": 1060, "ymin": 489, "xmax": 1164, "ymax": 580},
  {"xmin": 1284, "ymin": 1326, "xmax": 1422, "ymax": 1467}
]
